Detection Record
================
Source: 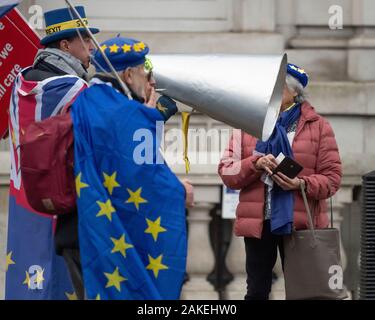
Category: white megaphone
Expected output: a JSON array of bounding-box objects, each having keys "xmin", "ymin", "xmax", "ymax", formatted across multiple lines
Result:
[{"xmin": 151, "ymin": 54, "xmax": 287, "ymax": 141}]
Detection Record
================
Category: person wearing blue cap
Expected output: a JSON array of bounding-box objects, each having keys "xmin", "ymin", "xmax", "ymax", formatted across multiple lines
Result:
[
  {"xmin": 64, "ymin": 36, "xmax": 194, "ymax": 299},
  {"xmin": 8, "ymin": 5, "xmax": 100, "ymax": 300},
  {"xmin": 24, "ymin": 5, "xmax": 99, "ymax": 82},
  {"xmin": 92, "ymin": 36, "xmax": 194, "ymax": 212},
  {"xmin": 91, "ymin": 37, "xmax": 156, "ymax": 105},
  {"xmin": 219, "ymin": 62, "xmax": 342, "ymax": 300},
  {"xmin": 91, "ymin": 36, "xmax": 180, "ymax": 121}
]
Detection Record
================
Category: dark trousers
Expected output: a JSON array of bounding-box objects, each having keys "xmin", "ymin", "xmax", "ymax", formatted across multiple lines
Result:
[
  {"xmin": 62, "ymin": 249, "xmax": 85, "ymax": 300},
  {"xmin": 244, "ymin": 220, "xmax": 285, "ymax": 300}
]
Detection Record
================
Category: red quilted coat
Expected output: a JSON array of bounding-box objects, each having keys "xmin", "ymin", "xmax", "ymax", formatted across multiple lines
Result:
[{"xmin": 218, "ymin": 101, "xmax": 342, "ymax": 239}]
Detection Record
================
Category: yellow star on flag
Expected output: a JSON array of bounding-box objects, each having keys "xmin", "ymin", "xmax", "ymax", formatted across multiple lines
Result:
[
  {"xmin": 36, "ymin": 269, "xmax": 45, "ymax": 286},
  {"xmin": 65, "ymin": 291, "xmax": 78, "ymax": 300},
  {"xmin": 122, "ymin": 44, "xmax": 132, "ymax": 52},
  {"xmin": 111, "ymin": 234, "xmax": 134, "ymax": 258},
  {"xmin": 126, "ymin": 187, "xmax": 148, "ymax": 211},
  {"xmin": 133, "ymin": 42, "xmax": 145, "ymax": 52},
  {"xmin": 100, "ymin": 44, "xmax": 108, "ymax": 51},
  {"xmin": 109, "ymin": 43, "xmax": 120, "ymax": 53},
  {"xmin": 145, "ymin": 217, "xmax": 167, "ymax": 242},
  {"xmin": 146, "ymin": 254, "xmax": 169, "ymax": 278},
  {"xmin": 6, "ymin": 251, "xmax": 15, "ymax": 272},
  {"xmin": 104, "ymin": 267, "xmax": 127, "ymax": 292},
  {"xmin": 103, "ymin": 171, "xmax": 120, "ymax": 195},
  {"xmin": 75, "ymin": 172, "xmax": 89, "ymax": 198},
  {"xmin": 95, "ymin": 294, "xmax": 101, "ymax": 300},
  {"xmin": 96, "ymin": 199, "xmax": 116, "ymax": 222},
  {"xmin": 23, "ymin": 271, "xmax": 31, "ymax": 288}
]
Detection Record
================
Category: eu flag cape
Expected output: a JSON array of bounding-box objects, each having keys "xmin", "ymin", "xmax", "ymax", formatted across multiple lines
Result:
[
  {"xmin": 71, "ymin": 84, "xmax": 187, "ymax": 300},
  {"xmin": 5, "ymin": 71, "xmax": 85, "ymax": 299}
]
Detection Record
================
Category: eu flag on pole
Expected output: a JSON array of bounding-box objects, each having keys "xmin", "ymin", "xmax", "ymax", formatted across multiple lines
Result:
[{"xmin": 71, "ymin": 83, "xmax": 187, "ymax": 300}]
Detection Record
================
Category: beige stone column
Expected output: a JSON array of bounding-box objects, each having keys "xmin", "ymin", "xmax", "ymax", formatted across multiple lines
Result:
[
  {"xmin": 179, "ymin": 183, "xmax": 221, "ymax": 300},
  {"xmin": 331, "ymin": 186, "xmax": 354, "ymax": 271},
  {"xmin": 180, "ymin": 202, "xmax": 218, "ymax": 300},
  {"xmin": 331, "ymin": 186, "xmax": 354, "ymax": 299},
  {"xmin": 225, "ymin": 231, "xmax": 247, "ymax": 300}
]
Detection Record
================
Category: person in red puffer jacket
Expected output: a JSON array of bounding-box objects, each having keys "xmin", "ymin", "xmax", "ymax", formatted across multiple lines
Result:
[{"xmin": 218, "ymin": 63, "xmax": 342, "ymax": 300}]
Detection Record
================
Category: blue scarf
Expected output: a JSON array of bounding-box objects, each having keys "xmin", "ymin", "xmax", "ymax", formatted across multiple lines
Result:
[{"xmin": 255, "ymin": 103, "xmax": 301, "ymax": 235}]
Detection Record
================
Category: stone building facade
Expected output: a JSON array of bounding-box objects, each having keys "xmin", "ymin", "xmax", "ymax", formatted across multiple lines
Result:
[{"xmin": 1, "ymin": 0, "xmax": 374, "ymax": 299}]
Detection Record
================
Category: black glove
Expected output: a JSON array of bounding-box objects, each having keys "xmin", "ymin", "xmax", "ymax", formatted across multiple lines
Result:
[{"xmin": 156, "ymin": 95, "xmax": 178, "ymax": 122}]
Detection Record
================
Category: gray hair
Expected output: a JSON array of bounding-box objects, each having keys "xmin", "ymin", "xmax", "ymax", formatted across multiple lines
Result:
[{"xmin": 286, "ymin": 74, "xmax": 307, "ymax": 103}]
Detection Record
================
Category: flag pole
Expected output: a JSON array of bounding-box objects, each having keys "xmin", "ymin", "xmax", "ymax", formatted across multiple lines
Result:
[{"xmin": 64, "ymin": 0, "xmax": 133, "ymax": 100}]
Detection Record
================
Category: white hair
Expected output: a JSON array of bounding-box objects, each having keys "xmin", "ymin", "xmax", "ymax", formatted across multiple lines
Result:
[{"xmin": 286, "ymin": 74, "xmax": 307, "ymax": 103}]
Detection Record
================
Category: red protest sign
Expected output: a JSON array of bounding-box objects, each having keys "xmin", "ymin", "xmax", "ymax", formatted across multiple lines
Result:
[{"xmin": 0, "ymin": 9, "xmax": 42, "ymax": 139}]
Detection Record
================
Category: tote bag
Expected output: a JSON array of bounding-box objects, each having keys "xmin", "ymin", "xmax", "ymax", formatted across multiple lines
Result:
[{"xmin": 283, "ymin": 184, "xmax": 348, "ymax": 300}]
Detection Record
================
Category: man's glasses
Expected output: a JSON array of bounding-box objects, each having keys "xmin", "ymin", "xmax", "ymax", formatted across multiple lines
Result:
[{"xmin": 144, "ymin": 57, "xmax": 154, "ymax": 82}]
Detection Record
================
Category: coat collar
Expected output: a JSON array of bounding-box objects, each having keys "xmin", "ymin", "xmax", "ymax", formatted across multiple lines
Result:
[
  {"xmin": 294, "ymin": 100, "xmax": 320, "ymax": 138},
  {"xmin": 300, "ymin": 100, "xmax": 320, "ymax": 122}
]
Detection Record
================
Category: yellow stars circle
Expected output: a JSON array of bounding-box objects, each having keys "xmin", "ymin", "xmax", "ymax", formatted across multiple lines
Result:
[
  {"xmin": 146, "ymin": 254, "xmax": 169, "ymax": 278},
  {"xmin": 145, "ymin": 217, "xmax": 167, "ymax": 242},
  {"xmin": 126, "ymin": 187, "xmax": 148, "ymax": 211},
  {"xmin": 75, "ymin": 172, "xmax": 89, "ymax": 198},
  {"xmin": 109, "ymin": 43, "xmax": 120, "ymax": 53},
  {"xmin": 110, "ymin": 234, "xmax": 134, "ymax": 258},
  {"xmin": 104, "ymin": 267, "xmax": 127, "ymax": 292},
  {"xmin": 103, "ymin": 171, "xmax": 120, "ymax": 195},
  {"xmin": 96, "ymin": 199, "xmax": 116, "ymax": 222},
  {"xmin": 6, "ymin": 251, "xmax": 15, "ymax": 272}
]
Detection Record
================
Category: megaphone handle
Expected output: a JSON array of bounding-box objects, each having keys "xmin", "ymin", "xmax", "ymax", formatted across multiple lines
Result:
[{"xmin": 181, "ymin": 111, "xmax": 192, "ymax": 174}]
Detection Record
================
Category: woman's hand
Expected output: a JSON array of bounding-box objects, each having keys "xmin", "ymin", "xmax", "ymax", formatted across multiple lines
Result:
[
  {"xmin": 272, "ymin": 172, "xmax": 303, "ymax": 191},
  {"xmin": 255, "ymin": 154, "xmax": 278, "ymax": 175}
]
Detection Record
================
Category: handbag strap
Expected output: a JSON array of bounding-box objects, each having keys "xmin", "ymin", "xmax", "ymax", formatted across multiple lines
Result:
[
  {"xmin": 327, "ymin": 182, "xmax": 334, "ymax": 229},
  {"xmin": 300, "ymin": 183, "xmax": 317, "ymax": 242},
  {"xmin": 330, "ymin": 196, "xmax": 333, "ymax": 228}
]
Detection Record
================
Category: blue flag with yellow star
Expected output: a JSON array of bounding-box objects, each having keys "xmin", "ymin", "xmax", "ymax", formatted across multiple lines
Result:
[{"xmin": 71, "ymin": 83, "xmax": 187, "ymax": 300}]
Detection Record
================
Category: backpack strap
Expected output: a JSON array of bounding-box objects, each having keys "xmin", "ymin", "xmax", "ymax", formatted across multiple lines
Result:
[
  {"xmin": 59, "ymin": 77, "xmax": 87, "ymax": 115},
  {"xmin": 60, "ymin": 103, "xmax": 72, "ymax": 115}
]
